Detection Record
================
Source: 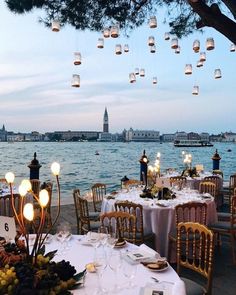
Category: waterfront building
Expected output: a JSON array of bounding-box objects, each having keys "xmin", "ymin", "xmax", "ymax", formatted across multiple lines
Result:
[
  {"xmin": 46, "ymin": 131, "xmax": 99, "ymax": 141},
  {"xmin": 222, "ymin": 132, "xmax": 236, "ymax": 142},
  {"xmin": 0, "ymin": 125, "xmax": 7, "ymax": 141},
  {"xmin": 162, "ymin": 133, "xmax": 175, "ymax": 142},
  {"xmin": 175, "ymin": 131, "xmax": 188, "ymax": 140},
  {"xmin": 187, "ymin": 132, "xmax": 201, "ymax": 140},
  {"xmin": 200, "ymin": 132, "xmax": 210, "ymax": 141},
  {"xmin": 125, "ymin": 128, "xmax": 160, "ymax": 142}
]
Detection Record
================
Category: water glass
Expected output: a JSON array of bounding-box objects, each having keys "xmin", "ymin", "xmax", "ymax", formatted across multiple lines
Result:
[{"xmin": 122, "ymin": 258, "xmax": 137, "ymax": 288}]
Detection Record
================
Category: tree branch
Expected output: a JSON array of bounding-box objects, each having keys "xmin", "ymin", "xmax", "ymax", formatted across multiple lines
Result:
[
  {"xmin": 221, "ymin": 0, "xmax": 236, "ymax": 20},
  {"xmin": 188, "ymin": 0, "xmax": 236, "ymax": 44}
]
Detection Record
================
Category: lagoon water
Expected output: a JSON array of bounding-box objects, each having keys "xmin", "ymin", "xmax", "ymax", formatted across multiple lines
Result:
[{"xmin": 1, "ymin": 141, "xmax": 235, "ymax": 204}]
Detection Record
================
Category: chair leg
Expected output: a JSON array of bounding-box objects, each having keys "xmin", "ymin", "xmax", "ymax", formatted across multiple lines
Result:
[{"xmin": 230, "ymin": 233, "xmax": 236, "ymax": 264}]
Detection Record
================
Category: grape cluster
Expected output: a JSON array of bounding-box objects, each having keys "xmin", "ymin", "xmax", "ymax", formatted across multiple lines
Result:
[
  {"xmin": 50, "ymin": 260, "xmax": 76, "ymax": 281},
  {"xmin": 13, "ymin": 261, "xmax": 35, "ymax": 294},
  {"xmin": 4, "ymin": 243, "xmax": 21, "ymax": 255},
  {"xmin": 0, "ymin": 264, "xmax": 18, "ymax": 295}
]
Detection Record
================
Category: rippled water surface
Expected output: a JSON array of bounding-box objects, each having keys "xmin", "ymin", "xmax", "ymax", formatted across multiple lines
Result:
[{"xmin": 1, "ymin": 142, "xmax": 235, "ymax": 204}]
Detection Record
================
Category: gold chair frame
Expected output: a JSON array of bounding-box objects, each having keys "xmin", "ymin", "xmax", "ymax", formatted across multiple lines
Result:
[{"xmin": 91, "ymin": 183, "xmax": 106, "ymax": 212}]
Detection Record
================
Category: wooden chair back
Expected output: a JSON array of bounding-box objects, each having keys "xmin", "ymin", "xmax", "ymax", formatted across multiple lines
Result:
[
  {"xmin": 175, "ymin": 202, "xmax": 207, "ymax": 226},
  {"xmin": 230, "ymin": 195, "xmax": 236, "ymax": 228},
  {"xmin": 115, "ymin": 201, "xmax": 144, "ymax": 244},
  {"xmin": 91, "ymin": 183, "xmax": 106, "ymax": 212},
  {"xmin": 73, "ymin": 188, "xmax": 81, "ymax": 234},
  {"xmin": 77, "ymin": 195, "xmax": 91, "ymax": 234},
  {"xmin": 100, "ymin": 211, "xmax": 136, "ymax": 244},
  {"xmin": 177, "ymin": 222, "xmax": 214, "ymax": 295},
  {"xmin": 170, "ymin": 176, "xmax": 187, "ymax": 190},
  {"xmin": 0, "ymin": 194, "xmax": 21, "ymax": 217},
  {"xmin": 199, "ymin": 181, "xmax": 216, "ymax": 197},
  {"xmin": 229, "ymin": 174, "xmax": 236, "ymax": 190},
  {"xmin": 204, "ymin": 176, "xmax": 221, "ymax": 196}
]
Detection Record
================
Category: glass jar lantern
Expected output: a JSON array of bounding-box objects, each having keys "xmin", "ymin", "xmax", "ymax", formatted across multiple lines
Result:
[
  {"xmin": 206, "ymin": 38, "xmax": 215, "ymax": 50},
  {"xmin": 115, "ymin": 44, "xmax": 122, "ymax": 55},
  {"xmin": 150, "ymin": 45, "xmax": 156, "ymax": 53},
  {"xmin": 149, "ymin": 16, "xmax": 157, "ymax": 28},
  {"xmin": 129, "ymin": 73, "xmax": 136, "ymax": 83},
  {"xmin": 135, "ymin": 68, "xmax": 139, "ymax": 75},
  {"xmin": 110, "ymin": 25, "xmax": 119, "ymax": 38},
  {"xmin": 214, "ymin": 69, "xmax": 222, "ymax": 79},
  {"xmin": 97, "ymin": 38, "xmax": 104, "ymax": 49},
  {"xmin": 199, "ymin": 52, "xmax": 206, "ymax": 62},
  {"xmin": 171, "ymin": 38, "xmax": 178, "ymax": 49},
  {"xmin": 140, "ymin": 69, "xmax": 145, "ymax": 77},
  {"xmin": 71, "ymin": 74, "xmax": 80, "ymax": 87},
  {"xmin": 192, "ymin": 85, "xmax": 199, "ymax": 95},
  {"xmin": 124, "ymin": 44, "xmax": 129, "ymax": 53},
  {"xmin": 164, "ymin": 32, "xmax": 170, "ymax": 40},
  {"xmin": 193, "ymin": 40, "xmax": 200, "ymax": 52},
  {"xmin": 153, "ymin": 77, "xmax": 157, "ymax": 84},
  {"xmin": 185, "ymin": 64, "xmax": 192, "ymax": 75},
  {"xmin": 196, "ymin": 60, "xmax": 203, "ymax": 68},
  {"xmin": 74, "ymin": 52, "xmax": 81, "ymax": 65},
  {"xmin": 230, "ymin": 44, "xmax": 236, "ymax": 52},
  {"xmin": 175, "ymin": 46, "xmax": 180, "ymax": 54},
  {"xmin": 103, "ymin": 28, "xmax": 110, "ymax": 38},
  {"xmin": 148, "ymin": 36, "xmax": 155, "ymax": 46},
  {"xmin": 51, "ymin": 20, "xmax": 60, "ymax": 32}
]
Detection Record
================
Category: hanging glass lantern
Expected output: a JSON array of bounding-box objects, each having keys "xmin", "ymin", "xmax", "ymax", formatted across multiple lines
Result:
[
  {"xmin": 103, "ymin": 28, "xmax": 110, "ymax": 38},
  {"xmin": 97, "ymin": 38, "xmax": 104, "ymax": 49},
  {"xmin": 199, "ymin": 52, "xmax": 206, "ymax": 62},
  {"xmin": 140, "ymin": 69, "xmax": 145, "ymax": 77},
  {"xmin": 71, "ymin": 74, "xmax": 80, "ymax": 87},
  {"xmin": 214, "ymin": 69, "xmax": 222, "ymax": 79},
  {"xmin": 164, "ymin": 32, "xmax": 170, "ymax": 40},
  {"xmin": 110, "ymin": 25, "xmax": 119, "ymax": 38},
  {"xmin": 74, "ymin": 52, "xmax": 81, "ymax": 65},
  {"xmin": 150, "ymin": 45, "xmax": 156, "ymax": 53},
  {"xmin": 193, "ymin": 40, "xmax": 200, "ymax": 52},
  {"xmin": 149, "ymin": 16, "xmax": 157, "ymax": 28},
  {"xmin": 51, "ymin": 20, "xmax": 60, "ymax": 32},
  {"xmin": 153, "ymin": 77, "xmax": 157, "ymax": 84},
  {"xmin": 115, "ymin": 44, "xmax": 122, "ymax": 55},
  {"xmin": 175, "ymin": 46, "xmax": 180, "ymax": 54},
  {"xmin": 124, "ymin": 44, "xmax": 129, "ymax": 53},
  {"xmin": 135, "ymin": 68, "xmax": 139, "ymax": 75},
  {"xmin": 129, "ymin": 73, "xmax": 136, "ymax": 83},
  {"xmin": 171, "ymin": 38, "xmax": 178, "ymax": 49},
  {"xmin": 206, "ymin": 38, "xmax": 215, "ymax": 50},
  {"xmin": 185, "ymin": 64, "xmax": 192, "ymax": 75},
  {"xmin": 196, "ymin": 60, "xmax": 203, "ymax": 68},
  {"xmin": 148, "ymin": 36, "xmax": 155, "ymax": 46},
  {"xmin": 192, "ymin": 85, "xmax": 199, "ymax": 95},
  {"xmin": 230, "ymin": 44, "xmax": 236, "ymax": 52}
]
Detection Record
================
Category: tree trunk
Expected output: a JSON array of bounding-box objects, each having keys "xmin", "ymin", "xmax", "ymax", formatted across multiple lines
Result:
[{"xmin": 188, "ymin": 0, "xmax": 236, "ymax": 44}]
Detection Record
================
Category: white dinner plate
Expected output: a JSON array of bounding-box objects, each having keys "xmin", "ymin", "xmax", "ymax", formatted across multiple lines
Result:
[{"xmin": 143, "ymin": 261, "xmax": 169, "ymax": 272}]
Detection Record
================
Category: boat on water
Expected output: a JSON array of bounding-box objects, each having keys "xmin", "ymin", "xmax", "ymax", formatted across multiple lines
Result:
[{"xmin": 174, "ymin": 139, "xmax": 213, "ymax": 147}]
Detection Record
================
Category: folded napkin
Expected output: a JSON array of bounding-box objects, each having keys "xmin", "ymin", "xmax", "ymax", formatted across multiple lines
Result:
[{"xmin": 127, "ymin": 244, "xmax": 160, "ymax": 262}]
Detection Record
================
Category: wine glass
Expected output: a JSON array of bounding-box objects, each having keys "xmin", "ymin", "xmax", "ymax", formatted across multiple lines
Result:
[
  {"xmin": 87, "ymin": 231, "xmax": 101, "ymax": 263},
  {"xmin": 122, "ymin": 257, "xmax": 138, "ymax": 288},
  {"xmin": 56, "ymin": 222, "xmax": 71, "ymax": 254},
  {"xmin": 98, "ymin": 226, "xmax": 109, "ymax": 247}
]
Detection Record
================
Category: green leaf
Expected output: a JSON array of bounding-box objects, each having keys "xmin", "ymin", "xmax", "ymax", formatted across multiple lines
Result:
[
  {"xmin": 45, "ymin": 249, "xmax": 57, "ymax": 260},
  {"xmin": 73, "ymin": 269, "xmax": 86, "ymax": 281},
  {"xmin": 38, "ymin": 245, "xmax": 45, "ymax": 255}
]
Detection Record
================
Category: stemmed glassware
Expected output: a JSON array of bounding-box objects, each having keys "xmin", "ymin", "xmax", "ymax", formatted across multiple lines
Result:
[
  {"xmin": 121, "ymin": 257, "xmax": 138, "ymax": 289},
  {"xmin": 87, "ymin": 231, "xmax": 101, "ymax": 264},
  {"xmin": 56, "ymin": 222, "xmax": 71, "ymax": 255}
]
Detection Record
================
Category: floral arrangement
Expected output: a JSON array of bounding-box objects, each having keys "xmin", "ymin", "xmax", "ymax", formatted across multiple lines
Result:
[
  {"xmin": 0, "ymin": 238, "xmax": 85, "ymax": 295},
  {"xmin": 181, "ymin": 167, "xmax": 199, "ymax": 178},
  {"xmin": 140, "ymin": 185, "xmax": 176, "ymax": 200}
]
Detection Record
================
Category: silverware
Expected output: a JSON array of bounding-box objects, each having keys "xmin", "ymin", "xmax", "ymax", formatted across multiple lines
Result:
[{"xmin": 151, "ymin": 277, "xmax": 174, "ymax": 285}]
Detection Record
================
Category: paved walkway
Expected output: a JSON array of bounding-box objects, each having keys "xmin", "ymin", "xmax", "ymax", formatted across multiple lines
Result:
[{"xmin": 51, "ymin": 204, "xmax": 236, "ymax": 295}]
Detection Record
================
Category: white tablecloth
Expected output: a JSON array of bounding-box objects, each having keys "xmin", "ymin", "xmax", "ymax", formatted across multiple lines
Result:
[
  {"xmin": 45, "ymin": 235, "xmax": 186, "ymax": 295},
  {"xmin": 102, "ymin": 188, "xmax": 217, "ymax": 258}
]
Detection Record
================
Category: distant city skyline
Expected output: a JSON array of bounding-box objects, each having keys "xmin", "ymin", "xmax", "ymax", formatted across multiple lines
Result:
[{"xmin": 0, "ymin": 2, "xmax": 235, "ymax": 133}]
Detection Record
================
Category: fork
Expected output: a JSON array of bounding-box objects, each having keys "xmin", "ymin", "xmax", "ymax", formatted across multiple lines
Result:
[{"xmin": 151, "ymin": 277, "xmax": 174, "ymax": 285}]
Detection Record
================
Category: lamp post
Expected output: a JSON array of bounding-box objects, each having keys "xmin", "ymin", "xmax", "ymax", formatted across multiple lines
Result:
[
  {"xmin": 212, "ymin": 149, "xmax": 221, "ymax": 171},
  {"xmin": 28, "ymin": 152, "xmax": 42, "ymax": 180},
  {"xmin": 139, "ymin": 150, "xmax": 149, "ymax": 186},
  {"xmin": 120, "ymin": 175, "xmax": 129, "ymax": 189}
]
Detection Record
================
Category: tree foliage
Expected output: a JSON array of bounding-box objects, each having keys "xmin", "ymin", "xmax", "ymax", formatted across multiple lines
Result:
[{"xmin": 5, "ymin": 0, "xmax": 236, "ymax": 43}]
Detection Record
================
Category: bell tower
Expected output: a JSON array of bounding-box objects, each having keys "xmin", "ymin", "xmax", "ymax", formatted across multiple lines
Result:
[{"xmin": 103, "ymin": 107, "xmax": 109, "ymax": 133}]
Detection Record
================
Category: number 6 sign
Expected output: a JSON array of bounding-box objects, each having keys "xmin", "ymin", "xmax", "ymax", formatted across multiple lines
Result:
[{"xmin": 0, "ymin": 216, "xmax": 16, "ymax": 240}]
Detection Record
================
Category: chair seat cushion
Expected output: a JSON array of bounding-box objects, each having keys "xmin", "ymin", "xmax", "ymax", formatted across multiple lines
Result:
[
  {"xmin": 181, "ymin": 277, "xmax": 205, "ymax": 295},
  {"xmin": 89, "ymin": 211, "xmax": 100, "ymax": 220},
  {"xmin": 217, "ymin": 212, "xmax": 230, "ymax": 221}
]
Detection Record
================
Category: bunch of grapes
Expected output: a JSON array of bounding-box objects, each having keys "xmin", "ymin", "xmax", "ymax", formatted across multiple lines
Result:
[
  {"xmin": 50, "ymin": 260, "xmax": 76, "ymax": 281},
  {"xmin": 0, "ymin": 264, "xmax": 19, "ymax": 295},
  {"xmin": 4, "ymin": 243, "xmax": 21, "ymax": 255},
  {"xmin": 13, "ymin": 261, "xmax": 35, "ymax": 294}
]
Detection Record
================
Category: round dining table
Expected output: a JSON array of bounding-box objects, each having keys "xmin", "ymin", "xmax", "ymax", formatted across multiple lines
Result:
[
  {"xmin": 102, "ymin": 187, "xmax": 217, "ymax": 258},
  {"xmin": 44, "ymin": 234, "xmax": 186, "ymax": 295}
]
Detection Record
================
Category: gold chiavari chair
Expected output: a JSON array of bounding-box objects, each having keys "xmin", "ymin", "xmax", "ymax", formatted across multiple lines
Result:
[
  {"xmin": 170, "ymin": 176, "xmax": 187, "ymax": 190},
  {"xmin": 0, "ymin": 194, "xmax": 21, "ymax": 217},
  {"xmin": 115, "ymin": 201, "xmax": 154, "ymax": 246},
  {"xmin": 100, "ymin": 211, "xmax": 136, "ymax": 244},
  {"xmin": 177, "ymin": 222, "xmax": 214, "ymax": 295},
  {"xmin": 91, "ymin": 183, "xmax": 106, "ymax": 212},
  {"xmin": 75, "ymin": 194, "xmax": 101, "ymax": 234},
  {"xmin": 73, "ymin": 189, "xmax": 100, "ymax": 234},
  {"xmin": 209, "ymin": 195, "xmax": 236, "ymax": 264},
  {"xmin": 218, "ymin": 187, "xmax": 236, "ymax": 221},
  {"xmin": 168, "ymin": 202, "xmax": 207, "ymax": 260},
  {"xmin": 222, "ymin": 174, "xmax": 236, "ymax": 205},
  {"xmin": 199, "ymin": 181, "xmax": 216, "ymax": 198}
]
